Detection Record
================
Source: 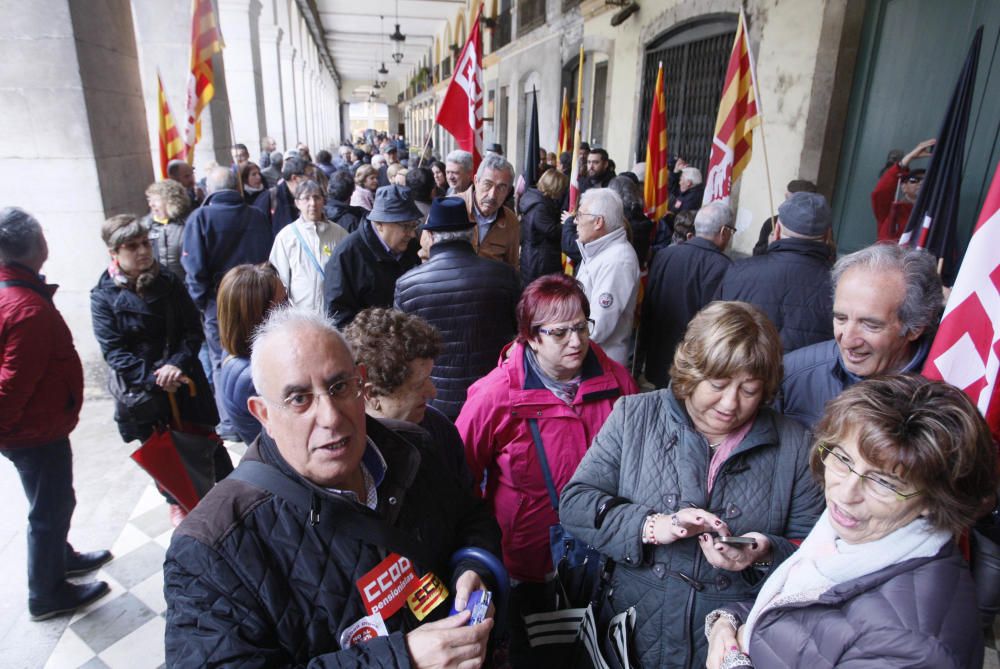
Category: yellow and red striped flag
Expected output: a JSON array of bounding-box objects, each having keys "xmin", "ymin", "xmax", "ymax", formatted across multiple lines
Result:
[
  {"xmin": 157, "ymin": 72, "xmax": 186, "ymax": 179},
  {"xmin": 182, "ymin": 0, "xmax": 223, "ymax": 161},
  {"xmin": 557, "ymin": 88, "xmax": 571, "ymax": 155},
  {"xmin": 702, "ymin": 10, "xmax": 760, "ymax": 205},
  {"xmin": 644, "ymin": 62, "xmax": 669, "ymax": 220}
]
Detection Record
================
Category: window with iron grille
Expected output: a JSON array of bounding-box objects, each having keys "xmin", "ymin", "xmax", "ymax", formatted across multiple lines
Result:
[
  {"xmin": 591, "ymin": 61, "xmax": 608, "ymax": 147},
  {"xmin": 494, "ymin": 0, "xmax": 512, "ymax": 50},
  {"xmin": 635, "ymin": 15, "xmax": 737, "ymax": 175},
  {"xmin": 517, "ymin": 0, "xmax": 545, "ymax": 36}
]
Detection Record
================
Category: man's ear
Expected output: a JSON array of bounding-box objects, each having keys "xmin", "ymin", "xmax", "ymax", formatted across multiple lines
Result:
[{"xmin": 248, "ymin": 396, "xmax": 270, "ymax": 433}]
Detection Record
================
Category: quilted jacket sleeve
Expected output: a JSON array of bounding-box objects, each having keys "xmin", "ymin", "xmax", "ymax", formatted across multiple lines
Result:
[
  {"xmin": 560, "ymin": 397, "xmax": 653, "ymax": 568},
  {"xmin": 164, "ymin": 535, "xmax": 413, "ymax": 668}
]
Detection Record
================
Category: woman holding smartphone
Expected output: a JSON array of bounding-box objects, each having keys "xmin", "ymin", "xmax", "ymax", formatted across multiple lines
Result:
[{"xmin": 560, "ymin": 301, "xmax": 824, "ymax": 669}]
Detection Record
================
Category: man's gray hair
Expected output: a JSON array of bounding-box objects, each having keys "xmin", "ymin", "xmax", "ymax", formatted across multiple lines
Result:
[
  {"xmin": 206, "ymin": 166, "xmax": 238, "ymax": 194},
  {"xmin": 430, "ymin": 228, "xmax": 475, "ymax": 246},
  {"xmin": 579, "ymin": 188, "xmax": 624, "ymax": 233},
  {"xmin": 694, "ymin": 201, "xmax": 733, "ymax": 237},
  {"xmin": 249, "ymin": 305, "xmax": 353, "ymax": 397},
  {"xmin": 0, "ymin": 207, "xmax": 44, "ymax": 264},
  {"xmin": 681, "ymin": 166, "xmax": 702, "ymax": 186},
  {"xmin": 446, "ymin": 150, "xmax": 473, "ymax": 173},
  {"xmin": 270, "ymin": 150, "xmax": 284, "ymax": 167},
  {"xmin": 831, "ymin": 244, "xmax": 943, "ymax": 338},
  {"xmin": 475, "ymin": 152, "xmax": 514, "ymax": 182}
]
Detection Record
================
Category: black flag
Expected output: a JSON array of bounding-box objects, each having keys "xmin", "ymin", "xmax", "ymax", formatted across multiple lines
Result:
[
  {"xmin": 524, "ymin": 87, "xmax": 541, "ymax": 187},
  {"xmin": 899, "ymin": 26, "xmax": 982, "ymax": 283}
]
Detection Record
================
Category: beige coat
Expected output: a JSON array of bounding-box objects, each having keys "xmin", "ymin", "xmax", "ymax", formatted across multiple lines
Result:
[{"xmin": 457, "ymin": 187, "xmax": 520, "ymax": 270}]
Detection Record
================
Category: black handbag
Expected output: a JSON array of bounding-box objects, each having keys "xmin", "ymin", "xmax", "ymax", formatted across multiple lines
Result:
[{"xmin": 107, "ymin": 373, "xmax": 169, "ymax": 425}]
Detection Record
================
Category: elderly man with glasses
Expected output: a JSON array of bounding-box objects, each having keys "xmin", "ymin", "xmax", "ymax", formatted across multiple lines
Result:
[
  {"xmin": 324, "ymin": 185, "xmax": 422, "ymax": 328},
  {"xmin": 165, "ymin": 306, "xmax": 502, "ymax": 667},
  {"xmin": 639, "ymin": 201, "xmax": 735, "ymax": 388}
]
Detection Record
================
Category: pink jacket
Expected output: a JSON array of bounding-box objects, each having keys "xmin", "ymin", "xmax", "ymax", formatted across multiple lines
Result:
[{"xmin": 456, "ymin": 342, "xmax": 638, "ymax": 582}]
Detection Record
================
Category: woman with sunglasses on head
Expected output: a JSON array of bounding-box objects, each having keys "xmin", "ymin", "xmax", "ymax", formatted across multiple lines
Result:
[
  {"xmin": 704, "ymin": 374, "xmax": 996, "ymax": 669},
  {"xmin": 456, "ymin": 273, "xmax": 638, "ymax": 667},
  {"xmin": 560, "ymin": 301, "xmax": 824, "ymax": 669}
]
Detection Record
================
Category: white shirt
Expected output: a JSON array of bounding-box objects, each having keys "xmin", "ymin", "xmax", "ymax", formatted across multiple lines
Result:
[
  {"xmin": 575, "ymin": 226, "xmax": 640, "ymax": 365},
  {"xmin": 270, "ymin": 217, "xmax": 349, "ymax": 314}
]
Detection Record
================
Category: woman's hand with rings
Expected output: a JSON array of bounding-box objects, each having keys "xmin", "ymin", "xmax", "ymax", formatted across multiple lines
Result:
[
  {"xmin": 699, "ymin": 531, "xmax": 771, "ymax": 571},
  {"xmin": 652, "ymin": 507, "xmax": 728, "ymax": 545}
]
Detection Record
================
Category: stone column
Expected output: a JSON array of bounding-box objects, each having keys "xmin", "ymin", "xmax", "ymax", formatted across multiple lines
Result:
[
  {"xmin": 257, "ymin": 24, "xmax": 285, "ymax": 148},
  {"xmin": 216, "ymin": 0, "xmax": 264, "ymax": 147},
  {"xmin": 280, "ymin": 44, "xmax": 298, "ymax": 146}
]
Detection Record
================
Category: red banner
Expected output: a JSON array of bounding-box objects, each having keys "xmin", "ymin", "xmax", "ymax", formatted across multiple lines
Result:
[{"xmin": 435, "ymin": 5, "xmax": 484, "ymax": 173}]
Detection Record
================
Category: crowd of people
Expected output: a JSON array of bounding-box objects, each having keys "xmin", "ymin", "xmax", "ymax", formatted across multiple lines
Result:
[{"xmin": 0, "ymin": 127, "xmax": 995, "ymax": 669}]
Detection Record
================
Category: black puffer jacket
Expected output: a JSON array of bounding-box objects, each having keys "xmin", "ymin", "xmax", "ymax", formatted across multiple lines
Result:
[
  {"xmin": 728, "ymin": 542, "xmax": 983, "ymax": 668},
  {"xmin": 640, "ymin": 237, "xmax": 731, "ymax": 387},
  {"xmin": 560, "ymin": 390, "xmax": 823, "ymax": 669},
  {"xmin": 164, "ymin": 419, "xmax": 502, "ymax": 667},
  {"xmin": 394, "ymin": 240, "xmax": 520, "ymax": 419},
  {"xmin": 715, "ymin": 238, "xmax": 834, "ymax": 352},
  {"xmin": 324, "ymin": 198, "xmax": 368, "ymax": 234},
  {"xmin": 90, "ymin": 269, "xmax": 217, "ymax": 441},
  {"xmin": 324, "ymin": 220, "xmax": 420, "ymax": 328},
  {"xmin": 517, "ymin": 187, "xmax": 562, "ymax": 285}
]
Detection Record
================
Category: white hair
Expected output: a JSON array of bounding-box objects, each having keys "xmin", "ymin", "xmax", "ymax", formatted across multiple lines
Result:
[
  {"xmin": 475, "ymin": 152, "xmax": 514, "ymax": 182},
  {"xmin": 693, "ymin": 201, "xmax": 733, "ymax": 237},
  {"xmin": 681, "ymin": 166, "xmax": 702, "ymax": 186},
  {"xmin": 249, "ymin": 305, "xmax": 353, "ymax": 397},
  {"xmin": 579, "ymin": 188, "xmax": 624, "ymax": 233},
  {"xmin": 371, "ymin": 154, "xmax": 387, "ymax": 169},
  {"xmin": 446, "ymin": 150, "xmax": 473, "ymax": 173}
]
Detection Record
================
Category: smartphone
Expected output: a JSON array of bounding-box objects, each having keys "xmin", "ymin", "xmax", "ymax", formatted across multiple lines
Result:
[{"xmin": 718, "ymin": 535, "xmax": 755, "ymax": 547}]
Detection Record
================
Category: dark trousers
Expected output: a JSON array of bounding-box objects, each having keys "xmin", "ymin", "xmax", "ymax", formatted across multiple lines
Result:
[{"xmin": 1, "ymin": 438, "xmax": 76, "ymax": 599}]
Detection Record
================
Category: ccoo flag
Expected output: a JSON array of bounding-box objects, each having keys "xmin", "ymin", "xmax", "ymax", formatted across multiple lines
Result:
[
  {"xmin": 923, "ymin": 157, "xmax": 1000, "ymax": 442},
  {"xmin": 183, "ymin": 0, "xmax": 223, "ymax": 160},
  {"xmin": 644, "ymin": 62, "xmax": 669, "ymax": 220},
  {"xmin": 157, "ymin": 71, "xmax": 186, "ymax": 179},
  {"xmin": 898, "ymin": 27, "xmax": 982, "ymax": 283},
  {"xmin": 702, "ymin": 10, "xmax": 760, "ymax": 205},
  {"xmin": 436, "ymin": 5, "xmax": 485, "ymax": 173}
]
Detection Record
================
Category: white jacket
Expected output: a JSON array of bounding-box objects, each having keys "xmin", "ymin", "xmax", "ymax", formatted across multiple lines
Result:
[
  {"xmin": 270, "ymin": 217, "xmax": 349, "ymax": 314},
  {"xmin": 576, "ymin": 226, "xmax": 640, "ymax": 365}
]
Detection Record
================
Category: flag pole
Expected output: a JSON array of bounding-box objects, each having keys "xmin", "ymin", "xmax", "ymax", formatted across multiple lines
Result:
[
  {"xmin": 742, "ymin": 7, "xmax": 775, "ymax": 224},
  {"xmin": 416, "ymin": 129, "xmax": 433, "ymax": 169}
]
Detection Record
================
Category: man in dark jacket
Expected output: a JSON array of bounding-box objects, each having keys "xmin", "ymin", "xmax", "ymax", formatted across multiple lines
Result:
[
  {"xmin": 324, "ymin": 170, "xmax": 367, "ymax": 234},
  {"xmin": 324, "ymin": 185, "xmax": 421, "ymax": 328},
  {"xmin": 580, "ymin": 147, "xmax": 613, "ymax": 195},
  {"xmin": 639, "ymin": 202, "xmax": 734, "ymax": 387},
  {"xmin": 164, "ymin": 308, "xmax": 500, "ymax": 666},
  {"xmin": 260, "ymin": 150, "xmax": 283, "ymax": 188},
  {"xmin": 253, "ymin": 155, "xmax": 309, "ymax": 236},
  {"xmin": 395, "ymin": 197, "xmax": 520, "ymax": 419},
  {"xmin": 778, "ymin": 243, "xmax": 942, "ymax": 429},
  {"xmin": 716, "ymin": 192, "xmax": 835, "ymax": 352},
  {"xmin": 0, "ymin": 208, "xmax": 111, "ymax": 620},
  {"xmin": 183, "ymin": 167, "xmax": 273, "ymax": 439}
]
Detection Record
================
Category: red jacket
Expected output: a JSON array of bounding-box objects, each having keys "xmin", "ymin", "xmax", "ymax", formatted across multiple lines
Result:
[
  {"xmin": 871, "ymin": 162, "xmax": 914, "ymax": 242},
  {"xmin": 0, "ymin": 264, "xmax": 83, "ymax": 449},
  {"xmin": 456, "ymin": 341, "xmax": 638, "ymax": 582}
]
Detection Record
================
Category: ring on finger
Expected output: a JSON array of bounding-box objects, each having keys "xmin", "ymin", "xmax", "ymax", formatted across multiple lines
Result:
[{"xmin": 671, "ymin": 514, "xmax": 681, "ymax": 527}]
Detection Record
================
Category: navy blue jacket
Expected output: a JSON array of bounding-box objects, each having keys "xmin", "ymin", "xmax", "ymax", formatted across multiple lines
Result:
[
  {"xmin": 181, "ymin": 190, "xmax": 273, "ymax": 309},
  {"xmin": 640, "ymin": 237, "xmax": 731, "ymax": 387},
  {"xmin": 715, "ymin": 238, "xmax": 834, "ymax": 352},
  {"xmin": 394, "ymin": 240, "xmax": 520, "ymax": 419},
  {"xmin": 252, "ymin": 181, "xmax": 299, "ymax": 237},
  {"xmin": 324, "ymin": 220, "xmax": 419, "ymax": 328},
  {"xmin": 219, "ymin": 354, "xmax": 259, "ymax": 445}
]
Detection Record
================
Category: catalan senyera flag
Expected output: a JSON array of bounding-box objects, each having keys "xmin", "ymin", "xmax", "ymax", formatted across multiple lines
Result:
[
  {"xmin": 183, "ymin": 0, "xmax": 223, "ymax": 161},
  {"xmin": 558, "ymin": 88, "xmax": 571, "ymax": 155},
  {"xmin": 644, "ymin": 62, "xmax": 669, "ymax": 221},
  {"xmin": 157, "ymin": 72, "xmax": 186, "ymax": 179},
  {"xmin": 702, "ymin": 9, "xmax": 760, "ymax": 205}
]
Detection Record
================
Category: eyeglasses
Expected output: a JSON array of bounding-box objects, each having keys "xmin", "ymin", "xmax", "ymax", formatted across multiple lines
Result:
[
  {"xmin": 817, "ymin": 443, "xmax": 921, "ymax": 501},
  {"xmin": 538, "ymin": 319, "xmax": 594, "ymax": 340},
  {"xmin": 905, "ymin": 176, "xmax": 924, "ymax": 184},
  {"xmin": 723, "ymin": 225, "xmax": 737, "ymax": 234},
  {"xmin": 576, "ymin": 213, "xmax": 602, "ymax": 224},
  {"xmin": 267, "ymin": 376, "xmax": 363, "ymax": 414},
  {"xmin": 393, "ymin": 221, "xmax": 420, "ymax": 232}
]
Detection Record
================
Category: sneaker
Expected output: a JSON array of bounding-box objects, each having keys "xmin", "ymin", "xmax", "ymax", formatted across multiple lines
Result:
[
  {"xmin": 66, "ymin": 550, "xmax": 113, "ymax": 577},
  {"xmin": 29, "ymin": 581, "xmax": 110, "ymax": 621},
  {"xmin": 169, "ymin": 504, "xmax": 188, "ymax": 528}
]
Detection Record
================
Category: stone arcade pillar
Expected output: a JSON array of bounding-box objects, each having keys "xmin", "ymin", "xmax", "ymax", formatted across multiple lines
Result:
[{"xmin": 216, "ymin": 0, "xmax": 266, "ymax": 149}]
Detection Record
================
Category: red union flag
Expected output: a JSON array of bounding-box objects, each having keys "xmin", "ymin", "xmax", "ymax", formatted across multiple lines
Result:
[
  {"xmin": 924, "ymin": 159, "xmax": 1000, "ymax": 442},
  {"xmin": 436, "ymin": 5, "xmax": 484, "ymax": 172},
  {"xmin": 703, "ymin": 10, "xmax": 760, "ymax": 205},
  {"xmin": 183, "ymin": 0, "xmax": 223, "ymax": 160}
]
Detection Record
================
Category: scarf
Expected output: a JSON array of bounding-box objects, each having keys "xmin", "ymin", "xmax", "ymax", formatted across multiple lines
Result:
[
  {"xmin": 523, "ymin": 345, "xmax": 581, "ymax": 405},
  {"xmin": 742, "ymin": 509, "xmax": 949, "ymax": 648},
  {"xmin": 108, "ymin": 257, "xmax": 160, "ymax": 296}
]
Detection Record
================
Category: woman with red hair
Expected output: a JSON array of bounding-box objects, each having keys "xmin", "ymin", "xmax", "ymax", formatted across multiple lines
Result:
[{"xmin": 456, "ymin": 273, "xmax": 638, "ymax": 666}]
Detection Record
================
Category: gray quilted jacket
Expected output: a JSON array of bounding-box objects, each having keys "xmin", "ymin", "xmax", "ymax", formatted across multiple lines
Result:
[
  {"xmin": 729, "ymin": 542, "xmax": 983, "ymax": 668},
  {"xmin": 560, "ymin": 389, "xmax": 824, "ymax": 669}
]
